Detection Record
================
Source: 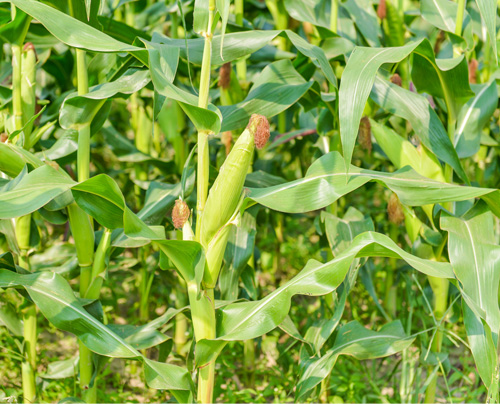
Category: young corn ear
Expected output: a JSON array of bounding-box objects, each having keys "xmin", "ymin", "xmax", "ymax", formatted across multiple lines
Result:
[
  {"xmin": 21, "ymin": 43, "xmax": 36, "ymax": 148},
  {"xmin": 200, "ymin": 115, "xmax": 269, "ymax": 287},
  {"xmin": 200, "ymin": 114, "xmax": 269, "ymax": 247}
]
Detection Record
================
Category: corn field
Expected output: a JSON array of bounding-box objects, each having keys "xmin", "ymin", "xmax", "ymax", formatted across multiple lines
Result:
[{"xmin": 0, "ymin": 0, "xmax": 499, "ymax": 402}]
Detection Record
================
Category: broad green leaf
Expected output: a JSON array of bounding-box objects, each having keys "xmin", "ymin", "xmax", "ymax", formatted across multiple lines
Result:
[
  {"xmin": 474, "ymin": 0, "xmax": 497, "ymax": 64},
  {"xmin": 421, "ymin": 0, "xmax": 474, "ymax": 50},
  {"xmin": 0, "ymin": 269, "xmax": 194, "ymax": 396},
  {"xmin": 112, "ymin": 181, "xmax": 183, "ymax": 248},
  {"xmin": 195, "ymin": 231, "xmax": 453, "ymax": 367},
  {"xmin": 220, "ymin": 59, "xmax": 312, "ymax": 131},
  {"xmin": 284, "ymin": 0, "xmax": 330, "ymax": 28},
  {"xmin": 5, "ymin": 0, "xmax": 144, "ymax": 53},
  {"xmin": 0, "ymin": 167, "xmax": 166, "ymax": 242},
  {"xmin": 370, "ymin": 76, "xmax": 466, "ymax": 182},
  {"xmin": 247, "ymin": 152, "xmax": 500, "ymax": 216},
  {"xmin": 0, "ymin": 6, "xmax": 30, "ymax": 45},
  {"xmin": 0, "ymin": 301, "xmax": 23, "ymax": 336},
  {"xmin": 455, "ymin": 81, "xmax": 498, "ymax": 158},
  {"xmin": 339, "ymin": 38, "xmax": 473, "ymax": 172},
  {"xmin": 297, "ymin": 321, "xmax": 415, "ymax": 400},
  {"xmin": 146, "ymin": 44, "xmax": 222, "ymax": 134},
  {"xmin": 369, "ymin": 119, "xmax": 445, "ymax": 182},
  {"xmin": 342, "ymin": 0, "xmax": 381, "ymax": 47},
  {"xmin": 0, "ymin": 142, "xmax": 43, "ymax": 177},
  {"xmin": 60, "ymin": 69, "xmax": 151, "ymax": 130},
  {"xmin": 219, "ymin": 210, "xmax": 257, "ymax": 301},
  {"xmin": 152, "ymin": 30, "xmax": 336, "ymax": 86},
  {"xmin": 46, "ymin": 0, "xmax": 101, "ymax": 28},
  {"xmin": 156, "ymin": 240, "xmax": 206, "ymax": 289},
  {"xmin": 284, "ymin": 0, "xmax": 356, "ymax": 42},
  {"xmin": 107, "ymin": 323, "xmax": 169, "ymax": 350},
  {"xmin": 463, "ymin": 302, "xmax": 498, "ymax": 390},
  {"xmin": 0, "ymin": 165, "xmax": 74, "ymax": 219},
  {"xmin": 71, "ymin": 175, "xmax": 165, "ymax": 240},
  {"xmin": 193, "ymin": 0, "xmax": 209, "ymax": 34},
  {"xmin": 411, "ymin": 53, "xmax": 474, "ymax": 121},
  {"xmin": 304, "ymin": 208, "xmax": 373, "ymax": 353},
  {"xmin": 441, "ymin": 204, "xmax": 500, "ymax": 332}
]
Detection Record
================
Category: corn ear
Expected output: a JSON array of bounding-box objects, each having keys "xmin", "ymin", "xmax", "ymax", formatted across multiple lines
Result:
[
  {"xmin": 203, "ymin": 223, "xmax": 234, "ymax": 288},
  {"xmin": 21, "ymin": 43, "xmax": 36, "ymax": 148},
  {"xmin": 200, "ymin": 121, "xmax": 254, "ymax": 246}
]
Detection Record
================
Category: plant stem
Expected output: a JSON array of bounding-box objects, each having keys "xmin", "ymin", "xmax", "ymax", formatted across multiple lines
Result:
[
  {"xmin": 21, "ymin": 43, "xmax": 36, "ymax": 146},
  {"xmin": 72, "ymin": 47, "xmax": 97, "ymax": 404},
  {"xmin": 76, "ymin": 49, "xmax": 91, "ymax": 182},
  {"xmin": 191, "ymin": 287, "xmax": 216, "ymax": 403},
  {"xmin": 22, "ymin": 304, "xmax": 37, "ymax": 403},
  {"xmin": 454, "ymin": 0, "xmax": 466, "ymax": 36},
  {"xmin": 12, "ymin": 44, "xmax": 23, "ymax": 131},
  {"xmin": 424, "ymin": 105, "xmax": 455, "ymax": 403},
  {"xmin": 13, "ymin": 39, "xmax": 37, "ymax": 403},
  {"xmin": 330, "ymin": 0, "xmax": 338, "ymax": 33},
  {"xmin": 191, "ymin": 2, "xmax": 218, "ymax": 401},
  {"xmin": 266, "ymin": 0, "xmax": 288, "ymax": 51},
  {"xmin": 195, "ymin": 0, "xmax": 216, "ymax": 238},
  {"xmin": 266, "ymin": 0, "xmax": 288, "ymax": 131},
  {"xmin": 424, "ymin": 277, "xmax": 449, "ymax": 403},
  {"xmin": 235, "ymin": 0, "xmax": 247, "ymax": 83}
]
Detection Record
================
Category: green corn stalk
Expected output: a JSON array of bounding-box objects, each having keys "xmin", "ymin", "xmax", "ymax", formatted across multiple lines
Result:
[
  {"xmin": 11, "ymin": 44, "xmax": 23, "ymax": 132},
  {"xmin": 191, "ymin": 114, "xmax": 268, "ymax": 402},
  {"xmin": 194, "ymin": 0, "xmax": 216, "ymax": 241},
  {"xmin": 330, "ymin": 0, "xmax": 338, "ymax": 33},
  {"xmin": 11, "ymin": 31, "xmax": 38, "ymax": 402},
  {"xmin": 265, "ymin": 0, "xmax": 288, "ymax": 133},
  {"xmin": 68, "ymin": 47, "xmax": 97, "ymax": 404},
  {"xmin": 234, "ymin": 0, "xmax": 247, "ymax": 83},
  {"xmin": 21, "ymin": 304, "xmax": 37, "ymax": 404}
]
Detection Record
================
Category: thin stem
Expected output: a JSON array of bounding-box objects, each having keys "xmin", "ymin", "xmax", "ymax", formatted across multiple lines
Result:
[
  {"xmin": 76, "ymin": 49, "xmax": 91, "ymax": 182},
  {"xmin": 73, "ymin": 47, "xmax": 97, "ymax": 404},
  {"xmin": 330, "ymin": 0, "xmax": 338, "ymax": 33},
  {"xmin": 235, "ymin": 0, "xmax": 247, "ymax": 82},
  {"xmin": 191, "ymin": 2, "xmax": 219, "ymax": 401},
  {"xmin": 12, "ymin": 44, "xmax": 23, "ymax": 131},
  {"xmin": 424, "ymin": 109, "xmax": 455, "ymax": 403},
  {"xmin": 455, "ymin": 0, "xmax": 466, "ymax": 36},
  {"xmin": 195, "ymin": 0, "xmax": 216, "ymax": 238},
  {"xmin": 194, "ymin": 287, "xmax": 216, "ymax": 403},
  {"xmin": 13, "ymin": 40, "xmax": 37, "ymax": 403},
  {"xmin": 22, "ymin": 304, "xmax": 37, "ymax": 403}
]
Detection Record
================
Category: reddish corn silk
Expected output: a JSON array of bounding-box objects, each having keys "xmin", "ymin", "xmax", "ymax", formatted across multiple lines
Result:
[
  {"xmin": 388, "ymin": 193, "xmax": 404, "ymax": 225},
  {"xmin": 218, "ymin": 62, "xmax": 231, "ymax": 89},
  {"xmin": 172, "ymin": 199, "xmax": 190, "ymax": 229},
  {"xmin": 247, "ymin": 114, "xmax": 270, "ymax": 149}
]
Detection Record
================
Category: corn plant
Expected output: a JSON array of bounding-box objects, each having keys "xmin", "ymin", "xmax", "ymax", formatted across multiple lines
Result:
[{"xmin": 0, "ymin": 0, "xmax": 499, "ymax": 402}]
